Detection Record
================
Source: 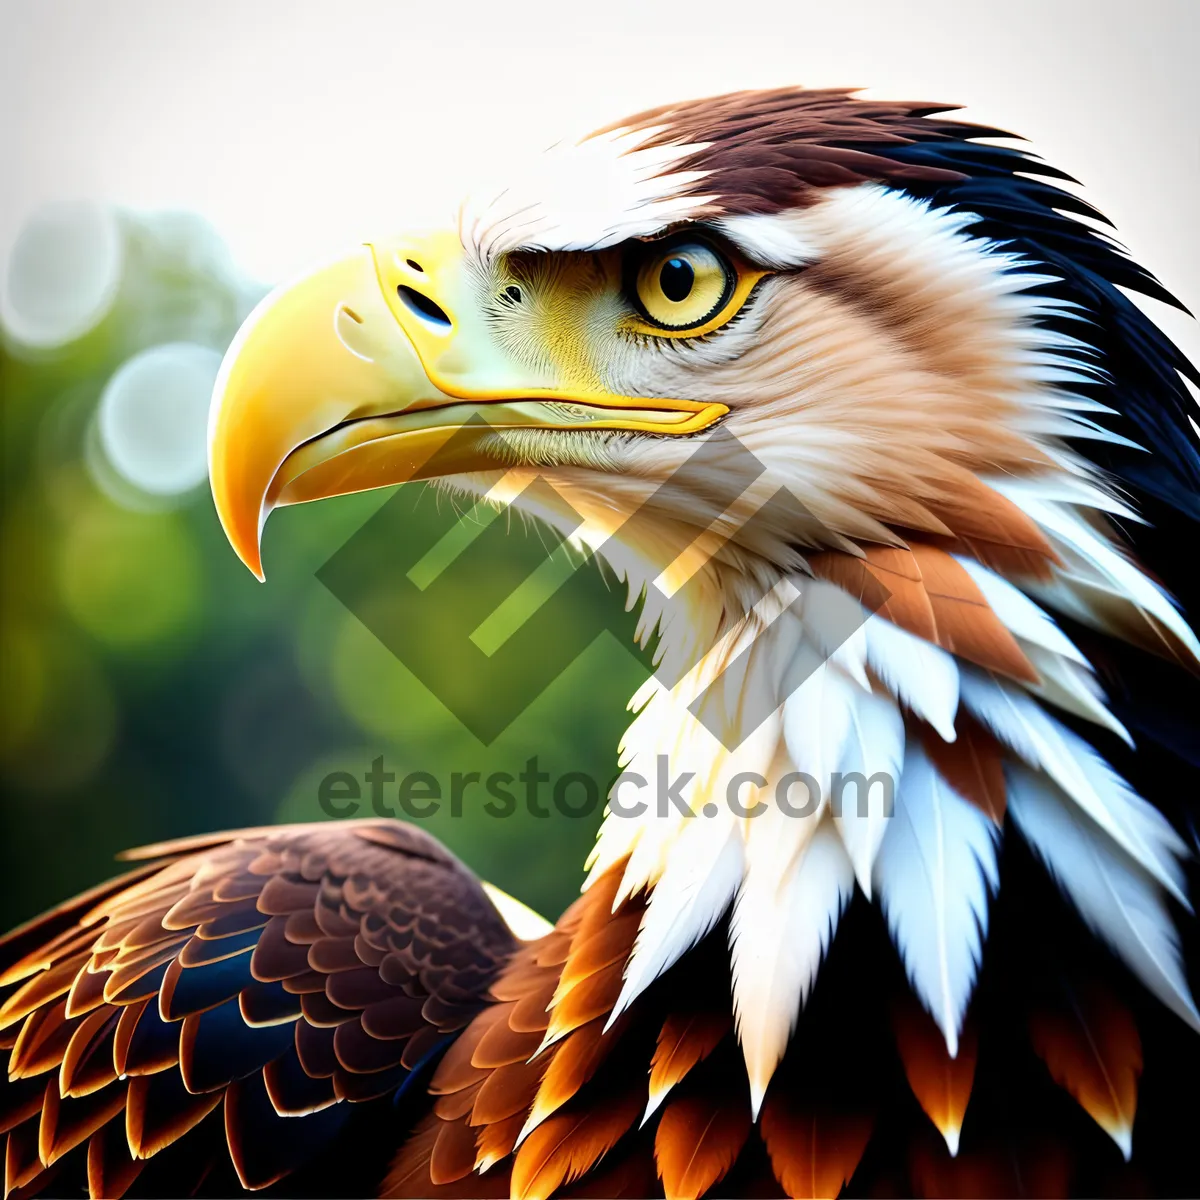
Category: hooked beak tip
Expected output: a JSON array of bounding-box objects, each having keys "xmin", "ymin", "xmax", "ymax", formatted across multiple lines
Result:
[
  {"xmin": 238, "ymin": 530, "xmax": 267, "ymax": 582},
  {"xmin": 232, "ymin": 540, "xmax": 266, "ymax": 583},
  {"xmin": 213, "ymin": 487, "xmax": 267, "ymax": 581}
]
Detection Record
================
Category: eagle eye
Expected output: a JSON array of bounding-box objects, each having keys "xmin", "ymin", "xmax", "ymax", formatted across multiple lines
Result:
[{"xmin": 624, "ymin": 236, "xmax": 754, "ymax": 337}]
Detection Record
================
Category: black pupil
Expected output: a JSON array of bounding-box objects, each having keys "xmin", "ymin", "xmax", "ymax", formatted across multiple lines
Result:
[{"xmin": 659, "ymin": 257, "xmax": 694, "ymax": 303}]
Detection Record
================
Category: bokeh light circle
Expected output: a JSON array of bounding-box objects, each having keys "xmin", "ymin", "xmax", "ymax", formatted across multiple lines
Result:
[
  {"xmin": 98, "ymin": 342, "xmax": 220, "ymax": 496},
  {"xmin": 1, "ymin": 201, "xmax": 123, "ymax": 348}
]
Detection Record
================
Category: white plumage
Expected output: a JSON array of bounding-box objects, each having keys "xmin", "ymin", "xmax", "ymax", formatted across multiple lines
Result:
[
  {"xmin": 1001, "ymin": 489, "xmax": 1200, "ymax": 661},
  {"xmin": 872, "ymin": 742, "xmax": 999, "ymax": 1057},
  {"xmin": 1007, "ymin": 763, "xmax": 1200, "ymax": 1031},
  {"xmin": 609, "ymin": 814, "xmax": 744, "ymax": 1033},
  {"xmin": 953, "ymin": 554, "xmax": 1088, "ymax": 664},
  {"xmin": 729, "ymin": 817, "xmax": 855, "ymax": 1116},
  {"xmin": 829, "ymin": 686, "xmax": 906, "ymax": 898},
  {"xmin": 960, "ymin": 670, "xmax": 1188, "ymax": 901},
  {"xmin": 864, "ymin": 616, "xmax": 961, "ymax": 742}
]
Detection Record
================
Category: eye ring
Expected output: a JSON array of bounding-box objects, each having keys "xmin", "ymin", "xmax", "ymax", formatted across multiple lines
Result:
[{"xmin": 623, "ymin": 235, "xmax": 737, "ymax": 333}]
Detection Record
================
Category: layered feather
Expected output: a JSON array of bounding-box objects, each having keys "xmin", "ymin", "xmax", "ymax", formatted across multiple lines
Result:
[
  {"xmin": 1006, "ymin": 765, "xmax": 1199, "ymax": 1031},
  {"xmin": 872, "ymin": 743, "xmax": 999, "ymax": 1056},
  {"xmin": 730, "ymin": 819, "xmax": 855, "ymax": 1114}
]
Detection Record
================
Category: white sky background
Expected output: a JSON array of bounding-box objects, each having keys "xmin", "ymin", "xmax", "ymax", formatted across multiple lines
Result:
[{"xmin": 1, "ymin": 0, "xmax": 1198, "ymax": 358}]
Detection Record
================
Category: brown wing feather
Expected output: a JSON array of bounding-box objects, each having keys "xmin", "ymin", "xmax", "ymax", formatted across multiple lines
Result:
[
  {"xmin": 59, "ymin": 1008, "xmax": 120, "ymax": 1098},
  {"xmin": 554, "ymin": 911, "xmax": 642, "ymax": 995},
  {"xmin": 510, "ymin": 1087, "xmax": 643, "ymax": 1200},
  {"xmin": 38, "ymin": 1078, "xmax": 127, "ymax": 1168},
  {"xmin": 926, "ymin": 473, "xmax": 1059, "ymax": 581},
  {"xmin": 810, "ymin": 542, "xmax": 1039, "ymax": 682},
  {"xmin": 0, "ymin": 819, "xmax": 516, "ymax": 1198},
  {"xmin": 525, "ymin": 1016, "xmax": 614, "ymax": 1129},
  {"xmin": 647, "ymin": 1009, "xmax": 731, "ymax": 1114},
  {"xmin": 0, "ymin": 864, "xmax": 163, "ymax": 984},
  {"xmin": 543, "ymin": 960, "xmax": 626, "ymax": 1043},
  {"xmin": 908, "ymin": 1134, "xmax": 1074, "ymax": 1199},
  {"xmin": 125, "ymin": 1072, "xmax": 222, "ymax": 1159},
  {"xmin": 5, "ymin": 1115, "xmax": 42, "ymax": 1196},
  {"xmin": 394, "ymin": 866, "xmax": 646, "ymax": 1199},
  {"xmin": 386, "ymin": 1113, "xmax": 512, "ymax": 1199},
  {"xmin": 86, "ymin": 1118, "xmax": 143, "ymax": 1200},
  {"xmin": 470, "ymin": 1057, "xmax": 548, "ymax": 1126},
  {"xmin": 759, "ymin": 1095, "xmax": 873, "ymax": 1200},
  {"xmin": 655, "ymin": 1086, "xmax": 751, "ymax": 1200},
  {"xmin": 920, "ymin": 714, "xmax": 1008, "ymax": 824},
  {"xmin": 892, "ymin": 994, "xmax": 978, "ymax": 1153},
  {"xmin": 1029, "ymin": 977, "xmax": 1142, "ymax": 1154},
  {"xmin": 430, "ymin": 1113, "xmax": 480, "ymax": 1186}
]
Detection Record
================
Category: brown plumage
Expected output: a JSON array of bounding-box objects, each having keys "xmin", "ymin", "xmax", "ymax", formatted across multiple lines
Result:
[
  {"xmin": 647, "ymin": 1010, "xmax": 731, "ymax": 1113},
  {"xmin": 810, "ymin": 542, "xmax": 1040, "ymax": 682},
  {"xmin": 759, "ymin": 1095, "xmax": 873, "ymax": 1200},
  {"xmin": 511, "ymin": 1087, "xmax": 643, "ymax": 1200},
  {"xmin": 0, "ymin": 822, "xmax": 515, "ymax": 1197},
  {"xmin": 1028, "ymin": 978, "xmax": 1142, "ymax": 1157},
  {"xmin": 589, "ymin": 87, "xmax": 982, "ymax": 217},
  {"xmin": 0, "ymin": 812, "xmax": 1181, "ymax": 1197},
  {"xmin": 920, "ymin": 714, "xmax": 1008, "ymax": 825},
  {"xmin": 655, "ymin": 1080, "xmax": 752, "ymax": 1200},
  {"xmin": 892, "ymin": 994, "xmax": 979, "ymax": 1155}
]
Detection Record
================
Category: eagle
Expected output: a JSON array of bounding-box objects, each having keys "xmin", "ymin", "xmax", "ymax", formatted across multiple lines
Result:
[{"xmin": 3, "ymin": 86, "xmax": 1199, "ymax": 1199}]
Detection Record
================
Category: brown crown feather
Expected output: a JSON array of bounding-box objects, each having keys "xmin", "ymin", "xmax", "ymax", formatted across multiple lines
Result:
[{"xmin": 589, "ymin": 87, "xmax": 1009, "ymax": 215}]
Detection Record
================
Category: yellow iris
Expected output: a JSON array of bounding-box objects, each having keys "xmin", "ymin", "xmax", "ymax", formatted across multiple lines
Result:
[{"xmin": 632, "ymin": 240, "xmax": 733, "ymax": 331}]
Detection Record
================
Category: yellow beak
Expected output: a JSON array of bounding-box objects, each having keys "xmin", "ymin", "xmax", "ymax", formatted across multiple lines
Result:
[{"xmin": 207, "ymin": 231, "xmax": 727, "ymax": 579}]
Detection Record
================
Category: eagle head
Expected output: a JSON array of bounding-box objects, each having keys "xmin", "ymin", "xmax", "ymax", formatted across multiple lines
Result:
[
  {"xmin": 209, "ymin": 88, "xmax": 1099, "ymax": 584},
  {"xmin": 207, "ymin": 87, "xmax": 1200, "ymax": 1117}
]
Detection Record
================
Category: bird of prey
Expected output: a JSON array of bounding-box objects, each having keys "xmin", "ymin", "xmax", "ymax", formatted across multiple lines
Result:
[{"xmin": 3, "ymin": 86, "xmax": 1199, "ymax": 1199}]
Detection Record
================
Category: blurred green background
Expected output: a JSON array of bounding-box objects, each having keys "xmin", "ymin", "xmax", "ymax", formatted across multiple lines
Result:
[{"xmin": 0, "ymin": 203, "xmax": 648, "ymax": 930}]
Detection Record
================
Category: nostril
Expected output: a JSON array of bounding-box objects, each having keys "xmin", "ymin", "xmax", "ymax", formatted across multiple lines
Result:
[
  {"xmin": 405, "ymin": 258, "xmax": 423, "ymax": 273},
  {"xmin": 397, "ymin": 285, "xmax": 451, "ymax": 328}
]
